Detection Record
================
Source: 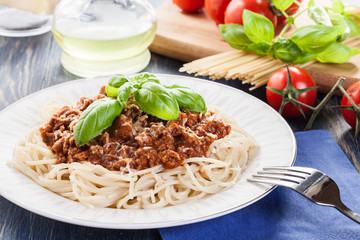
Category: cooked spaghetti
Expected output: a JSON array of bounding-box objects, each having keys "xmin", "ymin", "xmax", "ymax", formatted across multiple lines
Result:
[{"xmin": 10, "ymin": 88, "xmax": 257, "ymax": 209}]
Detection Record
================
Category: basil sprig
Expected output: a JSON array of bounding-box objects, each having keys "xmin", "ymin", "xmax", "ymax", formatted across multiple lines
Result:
[
  {"xmin": 73, "ymin": 73, "xmax": 207, "ymax": 146},
  {"xmin": 219, "ymin": 0, "xmax": 360, "ymax": 64}
]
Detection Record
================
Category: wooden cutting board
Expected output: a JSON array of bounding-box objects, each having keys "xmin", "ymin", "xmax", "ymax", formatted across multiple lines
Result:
[{"xmin": 149, "ymin": 1, "xmax": 360, "ymax": 92}]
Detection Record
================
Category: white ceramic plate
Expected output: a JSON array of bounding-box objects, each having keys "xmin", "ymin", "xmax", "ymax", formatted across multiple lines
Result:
[{"xmin": 0, "ymin": 74, "xmax": 296, "ymax": 229}]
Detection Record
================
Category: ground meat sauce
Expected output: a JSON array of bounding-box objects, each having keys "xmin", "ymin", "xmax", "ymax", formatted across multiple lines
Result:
[{"xmin": 40, "ymin": 87, "xmax": 231, "ymax": 170}]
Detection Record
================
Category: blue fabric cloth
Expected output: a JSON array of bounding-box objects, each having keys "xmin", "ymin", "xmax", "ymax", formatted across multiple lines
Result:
[{"xmin": 159, "ymin": 130, "xmax": 360, "ymax": 240}]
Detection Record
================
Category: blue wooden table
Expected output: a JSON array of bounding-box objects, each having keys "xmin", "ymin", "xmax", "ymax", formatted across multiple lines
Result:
[{"xmin": 0, "ymin": 0, "xmax": 359, "ymax": 239}]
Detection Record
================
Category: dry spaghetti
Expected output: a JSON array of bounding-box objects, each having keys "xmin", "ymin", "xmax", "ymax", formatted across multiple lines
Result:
[{"xmin": 180, "ymin": 38, "xmax": 360, "ymax": 90}]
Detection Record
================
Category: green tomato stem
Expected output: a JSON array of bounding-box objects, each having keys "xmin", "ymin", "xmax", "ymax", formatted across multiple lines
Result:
[
  {"xmin": 289, "ymin": 97, "xmax": 316, "ymax": 111},
  {"xmin": 304, "ymin": 77, "xmax": 346, "ymax": 130},
  {"xmin": 293, "ymin": 7, "xmax": 308, "ymax": 19},
  {"xmin": 280, "ymin": 9, "xmax": 289, "ymax": 18},
  {"xmin": 275, "ymin": 6, "xmax": 308, "ymax": 41},
  {"xmin": 338, "ymin": 85, "xmax": 356, "ymax": 106},
  {"xmin": 276, "ymin": 23, "xmax": 292, "ymax": 40}
]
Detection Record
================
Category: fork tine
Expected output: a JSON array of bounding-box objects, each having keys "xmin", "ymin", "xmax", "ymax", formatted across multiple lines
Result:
[
  {"xmin": 262, "ymin": 166, "xmax": 314, "ymax": 175},
  {"xmin": 248, "ymin": 177, "xmax": 297, "ymax": 188},
  {"xmin": 252, "ymin": 173, "xmax": 302, "ymax": 184},
  {"xmin": 257, "ymin": 170, "xmax": 307, "ymax": 179}
]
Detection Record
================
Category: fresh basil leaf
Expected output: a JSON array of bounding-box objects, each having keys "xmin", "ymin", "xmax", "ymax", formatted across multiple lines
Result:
[
  {"xmin": 291, "ymin": 25, "xmax": 345, "ymax": 53},
  {"xmin": 271, "ymin": 0, "xmax": 294, "ymax": 11},
  {"xmin": 308, "ymin": 6, "xmax": 332, "ymax": 26},
  {"xmin": 316, "ymin": 42, "xmax": 360, "ymax": 63},
  {"xmin": 105, "ymin": 86, "xmax": 119, "ymax": 98},
  {"xmin": 117, "ymin": 82, "xmax": 134, "ymax": 107},
  {"xmin": 167, "ymin": 85, "xmax": 207, "ymax": 113},
  {"xmin": 308, "ymin": 0, "xmax": 315, "ymax": 8},
  {"xmin": 130, "ymin": 72, "xmax": 161, "ymax": 88},
  {"xmin": 243, "ymin": 10, "xmax": 275, "ymax": 44},
  {"xmin": 345, "ymin": 17, "xmax": 360, "ymax": 37},
  {"xmin": 74, "ymin": 98, "xmax": 122, "ymax": 146},
  {"xmin": 329, "ymin": 13, "xmax": 350, "ymax": 41},
  {"xmin": 247, "ymin": 42, "xmax": 272, "ymax": 56},
  {"xmin": 219, "ymin": 24, "xmax": 252, "ymax": 50},
  {"xmin": 134, "ymin": 82, "xmax": 179, "ymax": 120},
  {"xmin": 332, "ymin": 0, "xmax": 344, "ymax": 14},
  {"xmin": 108, "ymin": 74, "xmax": 129, "ymax": 88},
  {"xmin": 293, "ymin": 52, "xmax": 317, "ymax": 64},
  {"xmin": 330, "ymin": 13, "xmax": 344, "ymax": 24},
  {"xmin": 271, "ymin": 39, "xmax": 301, "ymax": 63}
]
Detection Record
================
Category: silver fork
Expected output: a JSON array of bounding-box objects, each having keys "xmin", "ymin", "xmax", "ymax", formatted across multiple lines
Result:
[{"xmin": 248, "ymin": 166, "xmax": 360, "ymax": 224}]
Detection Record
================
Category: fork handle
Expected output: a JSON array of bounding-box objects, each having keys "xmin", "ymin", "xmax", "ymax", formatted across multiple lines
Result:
[{"xmin": 335, "ymin": 202, "xmax": 360, "ymax": 224}]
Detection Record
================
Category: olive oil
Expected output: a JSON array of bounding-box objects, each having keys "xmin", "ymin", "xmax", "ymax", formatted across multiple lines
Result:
[
  {"xmin": 52, "ymin": 23, "xmax": 156, "ymax": 77},
  {"xmin": 52, "ymin": 0, "xmax": 156, "ymax": 77}
]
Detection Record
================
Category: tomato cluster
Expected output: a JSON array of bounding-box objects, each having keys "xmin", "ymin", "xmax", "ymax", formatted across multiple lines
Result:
[
  {"xmin": 266, "ymin": 66, "xmax": 360, "ymax": 135},
  {"xmin": 173, "ymin": 0, "xmax": 302, "ymax": 28}
]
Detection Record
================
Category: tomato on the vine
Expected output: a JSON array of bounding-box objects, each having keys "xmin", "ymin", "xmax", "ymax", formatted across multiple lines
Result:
[
  {"xmin": 204, "ymin": 0, "xmax": 231, "ymax": 25},
  {"xmin": 340, "ymin": 82, "xmax": 360, "ymax": 130},
  {"xmin": 266, "ymin": 66, "xmax": 317, "ymax": 118},
  {"xmin": 224, "ymin": 0, "xmax": 277, "ymax": 28},
  {"xmin": 277, "ymin": 0, "xmax": 302, "ymax": 23},
  {"xmin": 173, "ymin": 0, "xmax": 204, "ymax": 12}
]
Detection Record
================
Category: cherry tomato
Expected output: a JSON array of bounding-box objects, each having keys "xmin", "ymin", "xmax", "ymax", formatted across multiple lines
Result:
[
  {"xmin": 266, "ymin": 66, "xmax": 317, "ymax": 118},
  {"xmin": 204, "ymin": 0, "xmax": 231, "ymax": 25},
  {"xmin": 173, "ymin": 0, "xmax": 204, "ymax": 12},
  {"xmin": 224, "ymin": 0, "xmax": 277, "ymax": 28},
  {"xmin": 277, "ymin": 0, "xmax": 302, "ymax": 24},
  {"xmin": 340, "ymin": 82, "xmax": 360, "ymax": 130}
]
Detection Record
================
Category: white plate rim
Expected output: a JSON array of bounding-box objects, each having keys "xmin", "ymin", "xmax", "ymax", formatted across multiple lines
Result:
[{"xmin": 0, "ymin": 74, "xmax": 296, "ymax": 229}]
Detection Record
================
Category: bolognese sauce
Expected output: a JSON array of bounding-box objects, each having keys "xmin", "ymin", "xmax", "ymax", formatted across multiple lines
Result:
[{"xmin": 40, "ymin": 87, "xmax": 231, "ymax": 170}]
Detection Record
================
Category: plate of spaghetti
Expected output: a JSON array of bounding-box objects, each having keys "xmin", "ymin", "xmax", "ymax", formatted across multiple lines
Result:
[{"xmin": 0, "ymin": 74, "xmax": 295, "ymax": 229}]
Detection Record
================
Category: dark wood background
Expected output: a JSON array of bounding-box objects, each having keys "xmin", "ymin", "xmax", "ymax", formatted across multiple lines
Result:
[{"xmin": 0, "ymin": 0, "xmax": 359, "ymax": 239}]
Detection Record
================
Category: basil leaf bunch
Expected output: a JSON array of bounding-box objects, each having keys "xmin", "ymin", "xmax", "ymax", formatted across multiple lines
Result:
[
  {"xmin": 219, "ymin": 0, "xmax": 360, "ymax": 64},
  {"xmin": 73, "ymin": 73, "xmax": 207, "ymax": 146}
]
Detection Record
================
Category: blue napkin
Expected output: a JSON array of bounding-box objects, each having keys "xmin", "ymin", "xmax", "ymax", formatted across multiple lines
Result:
[{"xmin": 159, "ymin": 130, "xmax": 360, "ymax": 240}]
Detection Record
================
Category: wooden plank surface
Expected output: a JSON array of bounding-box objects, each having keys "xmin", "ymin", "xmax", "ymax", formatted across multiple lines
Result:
[
  {"xmin": 149, "ymin": 2, "xmax": 232, "ymax": 62},
  {"xmin": 150, "ymin": 1, "xmax": 360, "ymax": 92}
]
